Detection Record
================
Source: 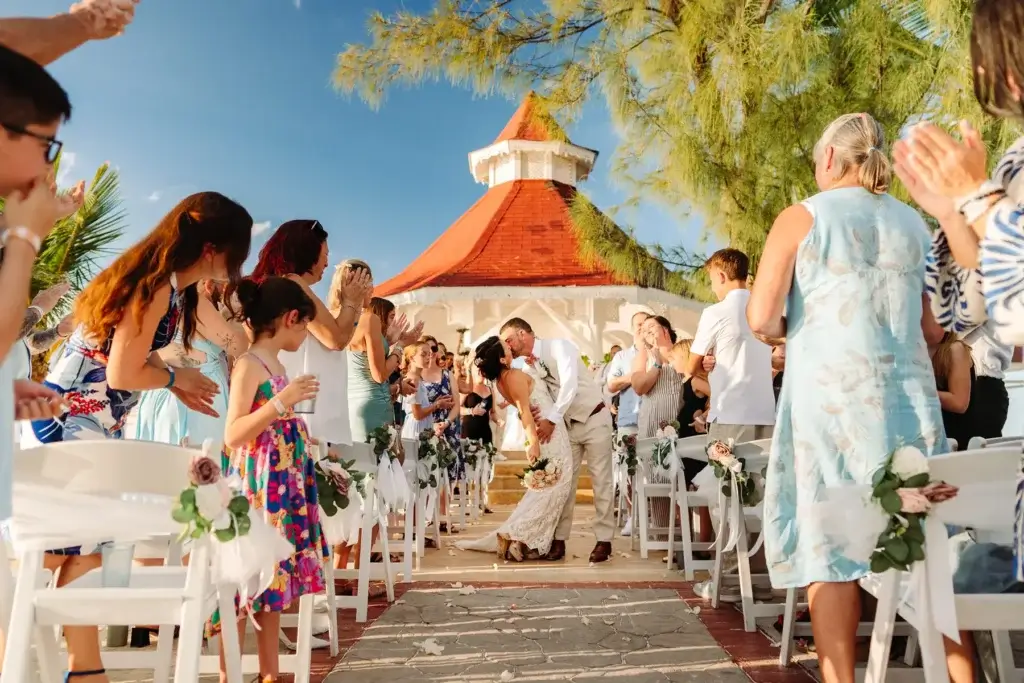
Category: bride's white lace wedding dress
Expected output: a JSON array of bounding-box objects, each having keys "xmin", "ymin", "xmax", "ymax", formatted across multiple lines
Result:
[{"xmin": 456, "ymin": 363, "xmax": 573, "ymax": 558}]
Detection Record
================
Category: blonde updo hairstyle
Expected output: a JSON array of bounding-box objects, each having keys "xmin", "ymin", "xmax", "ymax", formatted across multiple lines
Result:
[
  {"xmin": 813, "ymin": 113, "xmax": 891, "ymax": 195},
  {"xmin": 326, "ymin": 258, "xmax": 372, "ymax": 315}
]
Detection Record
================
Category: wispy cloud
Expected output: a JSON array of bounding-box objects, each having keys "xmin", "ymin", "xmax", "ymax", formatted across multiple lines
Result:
[
  {"xmin": 293, "ymin": 0, "xmax": 301, "ymax": 7},
  {"xmin": 56, "ymin": 151, "xmax": 77, "ymax": 186},
  {"xmin": 147, "ymin": 190, "xmax": 162, "ymax": 202},
  {"xmin": 252, "ymin": 221, "xmax": 272, "ymax": 236}
]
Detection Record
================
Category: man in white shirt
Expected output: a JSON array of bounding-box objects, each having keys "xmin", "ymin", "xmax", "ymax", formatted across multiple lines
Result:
[
  {"xmin": 687, "ymin": 248, "xmax": 775, "ymax": 443},
  {"xmin": 605, "ymin": 310, "xmax": 650, "ymax": 536}
]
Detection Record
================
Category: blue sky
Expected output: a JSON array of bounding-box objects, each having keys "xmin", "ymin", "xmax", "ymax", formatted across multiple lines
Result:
[{"xmin": 11, "ymin": 0, "xmax": 705, "ymax": 296}]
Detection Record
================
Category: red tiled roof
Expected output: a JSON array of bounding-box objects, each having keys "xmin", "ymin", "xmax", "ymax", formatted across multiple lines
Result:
[
  {"xmin": 374, "ymin": 180, "xmax": 630, "ymax": 296},
  {"xmin": 492, "ymin": 91, "xmax": 570, "ymax": 144}
]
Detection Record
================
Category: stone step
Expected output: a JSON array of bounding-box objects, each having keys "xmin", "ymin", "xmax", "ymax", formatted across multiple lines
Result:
[
  {"xmin": 490, "ymin": 474, "xmax": 593, "ymax": 491},
  {"xmin": 489, "ymin": 488, "xmax": 594, "ymax": 506}
]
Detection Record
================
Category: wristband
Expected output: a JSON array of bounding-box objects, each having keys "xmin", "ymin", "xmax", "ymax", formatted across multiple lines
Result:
[
  {"xmin": 955, "ymin": 180, "xmax": 1005, "ymax": 224},
  {"xmin": 165, "ymin": 367, "xmax": 176, "ymax": 388},
  {"xmin": 1, "ymin": 226, "xmax": 41, "ymax": 255},
  {"xmin": 272, "ymin": 397, "xmax": 287, "ymax": 415}
]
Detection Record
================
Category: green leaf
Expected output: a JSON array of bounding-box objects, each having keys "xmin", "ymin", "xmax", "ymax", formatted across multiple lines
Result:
[
  {"xmin": 227, "ymin": 496, "xmax": 249, "ymax": 516},
  {"xmin": 904, "ymin": 473, "xmax": 930, "ymax": 488},
  {"xmin": 236, "ymin": 515, "xmax": 251, "ymax": 535},
  {"xmin": 884, "ymin": 537, "xmax": 910, "ymax": 563},
  {"xmin": 321, "ymin": 499, "xmax": 337, "ymax": 517},
  {"xmin": 909, "ymin": 541, "xmax": 925, "ymax": 562},
  {"xmin": 214, "ymin": 528, "xmax": 236, "ymax": 543},
  {"xmin": 903, "ymin": 523, "xmax": 925, "ymax": 544},
  {"xmin": 171, "ymin": 506, "xmax": 193, "ymax": 524},
  {"xmin": 190, "ymin": 527, "xmax": 204, "ymax": 539},
  {"xmin": 180, "ymin": 488, "xmax": 196, "ymax": 508},
  {"xmin": 871, "ymin": 468, "xmax": 887, "ymax": 487},
  {"xmin": 881, "ymin": 491, "xmax": 902, "ymax": 515},
  {"xmin": 338, "ymin": 495, "xmax": 350, "ymax": 510},
  {"xmin": 870, "ymin": 553, "xmax": 892, "ymax": 573}
]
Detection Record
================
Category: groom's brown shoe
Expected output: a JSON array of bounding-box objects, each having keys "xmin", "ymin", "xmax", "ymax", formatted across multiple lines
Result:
[
  {"xmin": 589, "ymin": 542, "xmax": 612, "ymax": 563},
  {"xmin": 544, "ymin": 540, "xmax": 566, "ymax": 561}
]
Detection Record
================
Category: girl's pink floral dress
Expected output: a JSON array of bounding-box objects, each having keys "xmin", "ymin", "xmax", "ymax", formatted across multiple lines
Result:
[{"xmin": 207, "ymin": 355, "xmax": 327, "ymax": 635}]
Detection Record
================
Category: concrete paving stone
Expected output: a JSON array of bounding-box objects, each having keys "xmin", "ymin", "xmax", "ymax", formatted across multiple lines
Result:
[
  {"xmin": 623, "ymin": 644, "xmax": 730, "ymax": 668},
  {"xmin": 646, "ymin": 631, "xmax": 724, "ymax": 650},
  {"xmin": 664, "ymin": 664, "xmax": 753, "ymax": 682},
  {"xmin": 614, "ymin": 612, "xmax": 691, "ymax": 637},
  {"xmin": 419, "ymin": 604, "xmax": 470, "ymax": 623},
  {"xmin": 596, "ymin": 631, "xmax": 648, "ymax": 652}
]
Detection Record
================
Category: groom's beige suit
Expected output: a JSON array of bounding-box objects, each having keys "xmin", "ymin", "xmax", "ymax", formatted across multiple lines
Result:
[{"xmin": 530, "ymin": 339, "xmax": 616, "ymax": 543}]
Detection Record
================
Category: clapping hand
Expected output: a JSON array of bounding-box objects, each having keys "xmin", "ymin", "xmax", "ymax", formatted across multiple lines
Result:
[
  {"xmin": 31, "ymin": 281, "xmax": 72, "ymax": 315},
  {"xmin": 399, "ymin": 320, "xmax": 424, "ymax": 346},
  {"xmin": 340, "ymin": 267, "xmax": 372, "ymax": 307},
  {"xmin": 386, "ymin": 313, "xmax": 408, "ymax": 344},
  {"xmin": 14, "ymin": 380, "xmax": 66, "ymax": 421},
  {"xmin": 901, "ymin": 122, "xmax": 988, "ymax": 200},
  {"xmin": 54, "ymin": 179, "xmax": 86, "ymax": 221},
  {"xmin": 70, "ymin": 0, "xmax": 139, "ymax": 40}
]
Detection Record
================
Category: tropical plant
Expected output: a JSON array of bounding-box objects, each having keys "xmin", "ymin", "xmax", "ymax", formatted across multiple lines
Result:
[
  {"xmin": 1, "ymin": 157, "xmax": 127, "ymax": 326},
  {"xmin": 333, "ymin": 0, "xmax": 1019, "ymax": 297}
]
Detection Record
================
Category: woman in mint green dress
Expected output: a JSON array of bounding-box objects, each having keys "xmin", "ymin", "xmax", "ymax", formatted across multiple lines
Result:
[
  {"xmin": 133, "ymin": 281, "xmax": 247, "ymax": 447},
  {"xmin": 747, "ymin": 113, "xmax": 954, "ymax": 682}
]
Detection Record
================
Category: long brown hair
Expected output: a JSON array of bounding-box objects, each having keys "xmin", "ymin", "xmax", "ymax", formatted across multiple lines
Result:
[
  {"xmin": 932, "ymin": 332, "xmax": 969, "ymax": 386},
  {"xmin": 75, "ymin": 192, "xmax": 252, "ymax": 350},
  {"xmin": 971, "ymin": 0, "xmax": 1024, "ymax": 119},
  {"xmin": 368, "ymin": 296, "xmax": 395, "ymax": 325}
]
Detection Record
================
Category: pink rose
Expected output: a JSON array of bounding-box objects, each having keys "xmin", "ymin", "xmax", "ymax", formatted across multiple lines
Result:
[
  {"xmin": 707, "ymin": 440, "xmax": 732, "ymax": 463},
  {"xmin": 897, "ymin": 488, "xmax": 932, "ymax": 514},
  {"xmin": 188, "ymin": 456, "xmax": 221, "ymax": 486}
]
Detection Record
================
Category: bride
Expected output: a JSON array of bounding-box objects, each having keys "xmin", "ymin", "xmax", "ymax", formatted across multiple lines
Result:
[{"xmin": 456, "ymin": 337, "xmax": 573, "ymax": 561}]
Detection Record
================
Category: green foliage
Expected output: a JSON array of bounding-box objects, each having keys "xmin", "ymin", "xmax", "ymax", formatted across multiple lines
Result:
[
  {"xmin": 366, "ymin": 425, "xmax": 399, "ymax": 463},
  {"xmin": 333, "ymin": 0, "xmax": 1019, "ymax": 299},
  {"xmin": 315, "ymin": 458, "xmax": 368, "ymax": 517},
  {"xmin": 614, "ymin": 431, "xmax": 638, "ymax": 477},
  {"xmin": 869, "ymin": 453, "xmax": 931, "ymax": 573},
  {"xmin": 171, "ymin": 486, "xmax": 251, "ymax": 543}
]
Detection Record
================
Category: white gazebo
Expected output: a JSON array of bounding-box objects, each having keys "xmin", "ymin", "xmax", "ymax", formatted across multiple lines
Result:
[{"xmin": 375, "ymin": 93, "xmax": 705, "ymax": 359}]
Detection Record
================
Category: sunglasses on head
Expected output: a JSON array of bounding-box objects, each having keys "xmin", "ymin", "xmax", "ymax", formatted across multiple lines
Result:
[{"xmin": 431, "ymin": 345, "xmax": 438, "ymax": 352}]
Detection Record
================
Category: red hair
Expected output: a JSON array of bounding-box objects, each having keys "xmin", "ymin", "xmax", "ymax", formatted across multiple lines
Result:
[{"xmin": 250, "ymin": 219, "xmax": 328, "ymax": 282}]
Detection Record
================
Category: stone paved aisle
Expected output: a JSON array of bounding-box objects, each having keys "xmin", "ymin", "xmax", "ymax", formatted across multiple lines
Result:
[{"xmin": 323, "ymin": 584, "xmax": 811, "ymax": 683}]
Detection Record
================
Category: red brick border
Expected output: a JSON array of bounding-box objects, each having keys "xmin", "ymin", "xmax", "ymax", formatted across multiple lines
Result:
[{"xmin": 305, "ymin": 581, "xmax": 813, "ymax": 683}]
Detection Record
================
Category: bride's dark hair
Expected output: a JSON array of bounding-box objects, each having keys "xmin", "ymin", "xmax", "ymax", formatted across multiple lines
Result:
[{"xmin": 473, "ymin": 336, "xmax": 506, "ymax": 381}]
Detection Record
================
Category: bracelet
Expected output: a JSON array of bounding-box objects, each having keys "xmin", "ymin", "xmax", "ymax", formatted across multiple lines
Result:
[
  {"xmin": 1, "ymin": 226, "xmax": 41, "ymax": 255},
  {"xmin": 272, "ymin": 397, "xmax": 287, "ymax": 415},
  {"xmin": 955, "ymin": 180, "xmax": 1005, "ymax": 224},
  {"xmin": 165, "ymin": 367, "xmax": 176, "ymax": 388}
]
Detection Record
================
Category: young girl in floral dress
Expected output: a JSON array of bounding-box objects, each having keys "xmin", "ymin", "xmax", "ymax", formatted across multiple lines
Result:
[{"xmin": 212, "ymin": 276, "xmax": 325, "ymax": 683}]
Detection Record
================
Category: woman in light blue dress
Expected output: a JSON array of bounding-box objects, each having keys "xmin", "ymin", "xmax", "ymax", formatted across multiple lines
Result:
[
  {"xmin": 747, "ymin": 113, "xmax": 954, "ymax": 682},
  {"xmin": 133, "ymin": 280, "xmax": 247, "ymax": 447}
]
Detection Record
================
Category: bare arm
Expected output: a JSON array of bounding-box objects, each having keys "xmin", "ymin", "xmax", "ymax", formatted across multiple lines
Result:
[
  {"xmin": 287, "ymin": 275, "xmax": 358, "ymax": 351},
  {"xmin": 691, "ymin": 376, "xmax": 711, "ymax": 398},
  {"xmin": 605, "ymin": 351, "xmax": 632, "ymax": 394},
  {"xmin": 362, "ymin": 313, "xmax": 388, "ymax": 383},
  {"xmin": 105, "ymin": 285, "xmax": 175, "ymax": 391},
  {"xmin": 748, "ymin": 203, "xmax": 813, "ymax": 337},
  {"xmin": 0, "ymin": 14, "xmax": 91, "ymax": 66},
  {"xmin": 223, "ymin": 358, "xmax": 279, "ymax": 449},
  {"xmin": 629, "ymin": 345, "xmax": 660, "ymax": 396},
  {"xmin": 938, "ymin": 343, "xmax": 972, "ymax": 414},
  {"xmin": 0, "ymin": 241, "xmax": 38, "ymax": 360},
  {"xmin": 25, "ymin": 327, "xmax": 64, "ymax": 355},
  {"xmin": 506, "ymin": 371, "xmax": 539, "ymax": 452},
  {"xmin": 18, "ymin": 306, "xmax": 43, "ymax": 341},
  {"xmin": 196, "ymin": 295, "xmax": 248, "ymax": 358}
]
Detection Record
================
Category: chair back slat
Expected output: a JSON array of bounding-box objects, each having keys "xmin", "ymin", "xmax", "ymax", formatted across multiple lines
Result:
[
  {"xmin": 926, "ymin": 446, "xmax": 1021, "ymax": 486},
  {"xmin": 335, "ymin": 442, "xmax": 376, "ymax": 474},
  {"xmin": 967, "ymin": 435, "xmax": 1024, "ymax": 451},
  {"xmin": 15, "ymin": 440, "xmax": 193, "ymax": 498},
  {"xmin": 674, "ymin": 435, "xmax": 706, "ymax": 460},
  {"xmin": 733, "ymin": 439, "xmax": 771, "ymax": 471}
]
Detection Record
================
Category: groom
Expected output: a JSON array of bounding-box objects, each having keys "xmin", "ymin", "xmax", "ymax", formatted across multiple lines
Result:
[{"xmin": 500, "ymin": 318, "xmax": 616, "ymax": 563}]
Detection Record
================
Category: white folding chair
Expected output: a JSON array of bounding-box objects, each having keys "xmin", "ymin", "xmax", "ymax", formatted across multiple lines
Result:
[
  {"xmin": 329, "ymin": 442, "xmax": 396, "ymax": 622},
  {"xmin": 3, "ymin": 440, "xmax": 242, "ymax": 683},
  {"xmin": 634, "ymin": 438, "xmax": 674, "ymax": 559},
  {"xmin": 666, "ymin": 436, "xmax": 717, "ymax": 580},
  {"xmin": 860, "ymin": 446, "xmax": 1023, "ymax": 683}
]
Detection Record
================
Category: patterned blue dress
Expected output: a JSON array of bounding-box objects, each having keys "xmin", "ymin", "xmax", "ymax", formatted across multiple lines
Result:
[
  {"xmin": 764, "ymin": 188, "xmax": 949, "ymax": 588},
  {"xmin": 30, "ymin": 288, "xmax": 181, "ymax": 444},
  {"xmin": 422, "ymin": 370, "xmax": 465, "ymax": 483}
]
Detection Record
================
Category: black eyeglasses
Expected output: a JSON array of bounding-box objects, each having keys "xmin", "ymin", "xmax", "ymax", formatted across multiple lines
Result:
[
  {"xmin": 1, "ymin": 123, "xmax": 62, "ymax": 164},
  {"xmin": 430, "ymin": 346, "xmax": 438, "ymax": 352}
]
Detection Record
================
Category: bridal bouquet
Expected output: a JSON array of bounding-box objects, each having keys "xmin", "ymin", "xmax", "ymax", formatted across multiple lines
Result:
[
  {"xmin": 519, "ymin": 458, "xmax": 562, "ymax": 491},
  {"xmin": 651, "ymin": 421, "xmax": 679, "ymax": 472}
]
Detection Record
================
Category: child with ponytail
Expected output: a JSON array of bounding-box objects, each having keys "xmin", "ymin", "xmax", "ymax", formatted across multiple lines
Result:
[{"xmin": 210, "ymin": 276, "xmax": 326, "ymax": 683}]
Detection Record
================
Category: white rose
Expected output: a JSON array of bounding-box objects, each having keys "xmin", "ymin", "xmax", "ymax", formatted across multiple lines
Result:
[
  {"xmin": 545, "ymin": 463, "xmax": 555, "ymax": 474},
  {"xmin": 212, "ymin": 512, "xmax": 233, "ymax": 531},
  {"xmin": 195, "ymin": 484, "xmax": 226, "ymax": 521},
  {"xmin": 890, "ymin": 446, "xmax": 929, "ymax": 480},
  {"xmin": 663, "ymin": 425, "xmax": 678, "ymax": 439},
  {"xmin": 655, "ymin": 428, "xmax": 665, "ymax": 439}
]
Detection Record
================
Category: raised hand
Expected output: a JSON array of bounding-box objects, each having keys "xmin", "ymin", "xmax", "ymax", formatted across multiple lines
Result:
[
  {"xmin": 13, "ymin": 380, "xmax": 66, "ymax": 421},
  {"xmin": 4, "ymin": 180, "xmax": 65, "ymax": 246},
  {"xmin": 386, "ymin": 312, "xmax": 409, "ymax": 344},
  {"xmin": 31, "ymin": 281, "xmax": 72, "ymax": 315},
  {"xmin": 55, "ymin": 180, "xmax": 87, "ymax": 221},
  {"xmin": 399, "ymin": 319, "xmax": 424, "ymax": 346},
  {"xmin": 904, "ymin": 122, "xmax": 988, "ymax": 199},
  {"xmin": 70, "ymin": 0, "xmax": 139, "ymax": 40},
  {"xmin": 340, "ymin": 267, "xmax": 372, "ymax": 307},
  {"xmin": 170, "ymin": 366, "xmax": 220, "ymax": 417}
]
